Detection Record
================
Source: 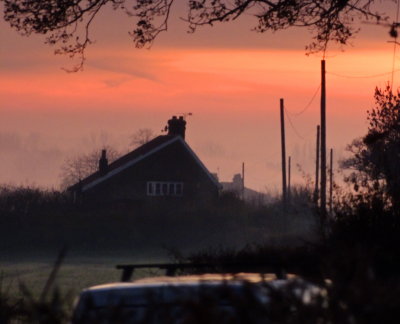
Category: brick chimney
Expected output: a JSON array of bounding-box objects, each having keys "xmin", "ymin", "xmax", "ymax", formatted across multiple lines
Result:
[
  {"xmin": 167, "ymin": 116, "xmax": 186, "ymax": 139},
  {"xmin": 99, "ymin": 149, "xmax": 108, "ymax": 175}
]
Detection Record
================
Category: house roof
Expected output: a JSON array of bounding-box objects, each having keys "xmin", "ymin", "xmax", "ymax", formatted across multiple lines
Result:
[{"xmin": 69, "ymin": 135, "xmax": 221, "ymax": 192}]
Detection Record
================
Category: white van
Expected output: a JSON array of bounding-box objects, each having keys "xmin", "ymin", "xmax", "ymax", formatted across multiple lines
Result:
[{"xmin": 71, "ymin": 273, "xmax": 320, "ymax": 323}]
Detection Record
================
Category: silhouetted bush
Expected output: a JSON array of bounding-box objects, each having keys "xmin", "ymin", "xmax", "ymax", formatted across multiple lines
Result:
[{"xmin": 0, "ymin": 185, "xmax": 316, "ymax": 257}]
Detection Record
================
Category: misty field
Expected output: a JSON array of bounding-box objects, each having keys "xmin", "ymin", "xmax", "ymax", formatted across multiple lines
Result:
[
  {"xmin": 0, "ymin": 254, "xmax": 170, "ymax": 299},
  {"xmin": 0, "ymin": 185, "xmax": 318, "ymax": 306}
]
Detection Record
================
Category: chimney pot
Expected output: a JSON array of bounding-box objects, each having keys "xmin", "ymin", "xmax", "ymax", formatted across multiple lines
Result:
[
  {"xmin": 99, "ymin": 149, "xmax": 109, "ymax": 175},
  {"xmin": 167, "ymin": 115, "xmax": 187, "ymax": 139}
]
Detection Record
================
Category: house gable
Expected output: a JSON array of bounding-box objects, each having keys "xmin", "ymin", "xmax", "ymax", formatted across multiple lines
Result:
[
  {"xmin": 79, "ymin": 136, "xmax": 220, "ymax": 193},
  {"xmin": 69, "ymin": 133, "xmax": 221, "ymax": 204},
  {"xmin": 82, "ymin": 136, "xmax": 178, "ymax": 192}
]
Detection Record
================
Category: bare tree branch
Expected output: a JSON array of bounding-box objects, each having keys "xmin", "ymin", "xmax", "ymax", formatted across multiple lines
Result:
[
  {"xmin": 130, "ymin": 128, "xmax": 155, "ymax": 147},
  {"xmin": 60, "ymin": 145, "xmax": 120, "ymax": 189},
  {"xmin": 3, "ymin": 0, "xmax": 387, "ymax": 70}
]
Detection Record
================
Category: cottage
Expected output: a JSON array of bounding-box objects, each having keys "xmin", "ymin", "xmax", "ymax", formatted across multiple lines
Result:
[{"xmin": 68, "ymin": 116, "xmax": 221, "ymax": 204}]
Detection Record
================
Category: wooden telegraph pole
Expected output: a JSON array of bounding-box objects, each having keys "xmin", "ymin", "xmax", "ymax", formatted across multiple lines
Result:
[
  {"xmin": 320, "ymin": 60, "xmax": 327, "ymax": 219},
  {"xmin": 280, "ymin": 98, "xmax": 287, "ymax": 205},
  {"xmin": 288, "ymin": 156, "xmax": 291, "ymax": 204},
  {"xmin": 314, "ymin": 125, "xmax": 320, "ymax": 205},
  {"xmin": 242, "ymin": 162, "xmax": 245, "ymax": 200},
  {"xmin": 329, "ymin": 148, "xmax": 333, "ymax": 214}
]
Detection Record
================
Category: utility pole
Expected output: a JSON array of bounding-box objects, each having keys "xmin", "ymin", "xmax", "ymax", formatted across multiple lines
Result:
[
  {"xmin": 314, "ymin": 125, "xmax": 320, "ymax": 205},
  {"xmin": 242, "ymin": 162, "xmax": 245, "ymax": 201},
  {"xmin": 320, "ymin": 60, "xmax": 327, "ymax": 220},
  {"xmin": 280, "ymin": 98, "xmax": 287, "ymax": 205},
  {"xmin": 288, "ymin": 156, "xmax": 291, "ymax": 204},
  {"xmin": 329, "ymin": 148, "xmax": 333, "ymax": 214}
]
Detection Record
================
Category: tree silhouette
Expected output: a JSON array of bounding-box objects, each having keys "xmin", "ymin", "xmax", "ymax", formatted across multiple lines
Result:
[
  {"xmin": 3, "ymin": 0, "xmax": 383, "ymax": 70},
  {"xmin": 60, "ymin": 145, "xmax": 120, "ymax": 189},
  {"xmin": 130, "ymin": 128, "xmax": 155, "ymax": 148},
  {"xmin": 341, "ymin": 85, "xmax": 400, "ymax": 211}
]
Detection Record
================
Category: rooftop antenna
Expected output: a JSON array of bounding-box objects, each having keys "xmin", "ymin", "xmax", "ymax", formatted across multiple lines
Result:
[{"xmin": 178, "ymin": 112, "xmax": 193, "ymax": 120}]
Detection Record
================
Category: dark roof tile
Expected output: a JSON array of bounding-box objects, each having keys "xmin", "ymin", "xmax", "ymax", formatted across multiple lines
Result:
[{"xmin": 68, "ymin": 135, "xmax": 175, "ymax": 191}]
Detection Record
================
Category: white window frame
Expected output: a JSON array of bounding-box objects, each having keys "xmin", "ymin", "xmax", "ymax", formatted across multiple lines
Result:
[{"xmin": 147, "ymin": 182, "xmax": 184, "ymax": 197}]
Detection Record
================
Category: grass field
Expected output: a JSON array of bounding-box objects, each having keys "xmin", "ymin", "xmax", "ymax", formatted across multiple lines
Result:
[
  {"xmin": 0, "ymin": 250, "xmax": 171, "ymax": 300},
  {"xmin": 0, "ymin": 218, "xmax": 317, "ymax": 301}
]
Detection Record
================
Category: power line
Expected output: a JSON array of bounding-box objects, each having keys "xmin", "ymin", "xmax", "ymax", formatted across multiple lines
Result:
[
  {"xmin": 292, "ymin": 85, "xmax": 321, "ymax": 116},
  {"xmin": 284, "ymin": 107, "xmax": 305, "ymax": 140},
  {"xmin": 327, "ymin": 69, "xmax": 400, "ymax": 79}
]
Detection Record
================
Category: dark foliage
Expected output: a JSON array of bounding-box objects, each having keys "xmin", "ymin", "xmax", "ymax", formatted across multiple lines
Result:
[
  {"xmin": 3, "ymin": 0, "xmax": 383, "ymax": 70},
  {"xmin": 174, "ymin": 244, "xmax": 321, "ymax": 279},
  {"xmin": 330, "ymin": 86, "xmax": 400, "ymax": 297},
  {"xmin": 0, "ymin": 185, "xmax": 315, "ymax": 257},
  {"xmin": 341, "ymin": 85, "xmax": 400, "ymax": 212}
]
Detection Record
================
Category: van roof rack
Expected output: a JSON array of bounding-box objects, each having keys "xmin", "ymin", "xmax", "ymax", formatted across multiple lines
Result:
[{"xmin": 116, "ymin": 262, "xmax": 287, "ymax": 282}]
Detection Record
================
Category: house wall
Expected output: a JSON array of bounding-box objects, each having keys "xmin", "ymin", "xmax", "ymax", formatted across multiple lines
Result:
[{"xmin": 81, "ymin": 140, "xmax": 219, "ymax": 204}]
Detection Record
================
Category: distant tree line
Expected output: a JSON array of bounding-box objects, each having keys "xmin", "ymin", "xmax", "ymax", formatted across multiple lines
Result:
[{"xmin": 0, "ymin": 184, "xmax": 316, "ymax": 257}]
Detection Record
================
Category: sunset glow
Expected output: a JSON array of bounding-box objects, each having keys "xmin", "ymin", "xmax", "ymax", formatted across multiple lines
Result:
[
  {"xmin": 2, "ymin": 48, "xmax": 395, "ymax": 110},
  {"xmin": 1, "ymin": 4, "xmax": 399, "ymax": 191}
]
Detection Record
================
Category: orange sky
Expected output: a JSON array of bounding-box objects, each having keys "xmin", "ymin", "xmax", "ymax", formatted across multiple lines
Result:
[{"xmin": 1, "ymin": 2, "xmax": 399, "ymax": 191}]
